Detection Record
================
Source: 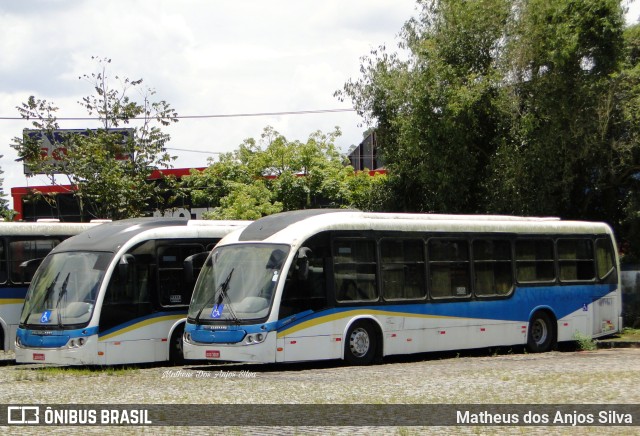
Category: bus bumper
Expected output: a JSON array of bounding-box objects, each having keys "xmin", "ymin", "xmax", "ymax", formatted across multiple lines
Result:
[
  {"xmin": 15, "ymin": 336, "xmax": 99, "ymax": 365},
  {"xmin": 183, "ymin": 335, "xmax": 276, "ymax": 363}
]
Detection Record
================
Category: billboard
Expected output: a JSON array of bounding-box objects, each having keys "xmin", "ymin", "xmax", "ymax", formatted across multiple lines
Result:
[{"xmin": 22, "ymin": 128, "xmax": 134, "ymax": 175}]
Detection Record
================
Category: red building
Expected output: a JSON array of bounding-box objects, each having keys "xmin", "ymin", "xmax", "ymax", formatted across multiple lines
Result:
[{"xmin": 11, "ymin": 168, "xmax": 205, "ymax": 222}]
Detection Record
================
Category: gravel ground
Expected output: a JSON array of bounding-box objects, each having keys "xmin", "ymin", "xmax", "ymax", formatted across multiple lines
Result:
[{"xmin": 0, "ymin": 347, "xmax": 639, "ymax": 435}]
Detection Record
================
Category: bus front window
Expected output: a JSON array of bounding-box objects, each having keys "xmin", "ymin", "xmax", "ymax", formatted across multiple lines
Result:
[
  {"xmin": 20, "ymin": 252, "xmax": 111, "ymax": 328},
  {"xmin": 188, "ymin": 244, "xmax": 290, "ymax": 322}
]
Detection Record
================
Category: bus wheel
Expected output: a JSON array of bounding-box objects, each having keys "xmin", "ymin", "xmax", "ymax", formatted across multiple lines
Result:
[
  {"xmin": 527, "ymin": 312, "xmax": 556, "ymax": 353},
  {"xmin": 169, "ymin": 325, "xmax": 185, "ymax": 366},
  {"xmin": 345, "ymin": 321, "xmax": 377, "ymax": 365}
]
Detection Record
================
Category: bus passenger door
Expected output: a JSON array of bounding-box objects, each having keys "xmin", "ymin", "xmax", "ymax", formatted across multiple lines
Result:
[{"xmin": 278, "ymin": 241, "xmax": 340, "ymax": 362}]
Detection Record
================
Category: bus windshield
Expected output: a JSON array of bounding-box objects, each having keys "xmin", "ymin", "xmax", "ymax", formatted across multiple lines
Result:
[
  {"xmin": 20, "ymin": 251, "xmax": 112, "ymax": 328},
  {"xmin": 188, "ymin": 243, "xmax": 290, "ymax": 323}
]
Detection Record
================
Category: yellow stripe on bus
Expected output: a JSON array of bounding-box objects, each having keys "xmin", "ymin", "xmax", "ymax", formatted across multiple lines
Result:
[
  {"xmin": 0, "ymin": 299, "xmax": 23, "ymax": 305},
  {"xmin": 99, "ymin": 314, "xmax": 184, "ymax": 341},
  {"xmin": 276, "ymin": 309, "xmax": 454, "ymax": 338}
]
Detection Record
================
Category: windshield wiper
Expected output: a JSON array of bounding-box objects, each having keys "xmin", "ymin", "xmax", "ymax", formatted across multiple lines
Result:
[
  {"xmin": 56, "ymin": 273, "xmax": 71, "ymax": 327},
  {"xmin": 194, "ymin": 268, "xmax": 235, "ymax": 324},
  {"xmin": 215, "ymin": 269, "xmax": 240, "ymax": 324},
  {"xmin": 41, "ymin": 272, "xmax": 61, "ymax": 307}
]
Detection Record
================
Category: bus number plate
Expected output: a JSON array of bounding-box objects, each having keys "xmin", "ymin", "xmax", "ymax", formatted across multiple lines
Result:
[
  {"xmin": 33, "ymin": 353, "xmax": 45, "ymax": 361},
  {"xmin": 206, "ymin": 350, "xmax": 220, "ymax": 359}
]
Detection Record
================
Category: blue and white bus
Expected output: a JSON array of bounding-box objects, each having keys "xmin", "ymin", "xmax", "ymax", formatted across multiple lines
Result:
[
  {"xmin": 183, "ymin": 210, "xmax": 621, "ymax": 365},
  {"xmin": 15, "ymin": 218, "xmax": 249, "ymax": 365},
  {"xmin": 0, "ymin": 221, "xmax": 97, "ymax": 352}
]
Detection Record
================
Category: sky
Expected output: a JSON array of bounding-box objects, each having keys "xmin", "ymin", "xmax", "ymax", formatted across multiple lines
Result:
[{"xmin": 1, "ymin": 1, "xmax": 639, "ymax": 210}]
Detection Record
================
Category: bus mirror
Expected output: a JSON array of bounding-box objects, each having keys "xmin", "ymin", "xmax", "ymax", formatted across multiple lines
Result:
[
  {"xmin": 184, "ymin": 251, "xmax": 209, "ymax": 282},
  {"xmin": 19, "ymin": 258, "xmax": 44, "ymax": 283},
  {"xmin": 296, "ymin": 247, "xmax": 312, "ymax": 281},
  {"xmin": 118, "ymin": 254, "xmax": 135, "ymax": 282}
]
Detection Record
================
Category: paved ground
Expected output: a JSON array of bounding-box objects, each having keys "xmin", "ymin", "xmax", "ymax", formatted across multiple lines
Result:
[{"xmin": 0, "ymin": 346, "xmax": 639, "ymax": 435}]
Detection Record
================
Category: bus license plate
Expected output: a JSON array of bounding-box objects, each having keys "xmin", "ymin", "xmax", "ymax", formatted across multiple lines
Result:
[{"xmin": 206, "ymin": 350, "xmax": 220, "ymax": 359}]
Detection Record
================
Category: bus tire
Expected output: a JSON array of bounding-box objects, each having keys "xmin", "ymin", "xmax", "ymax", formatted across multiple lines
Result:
[
  {"xmin": 344, "ymin": 321, "xmax": 377, "ymax": 365},
  {"xmin": 527, "ymin": 311, "xmax": 556, "ymax": 353},
  {"xmin": 169, "ymin": 325, "xmax": 185, "ymax": 366}
]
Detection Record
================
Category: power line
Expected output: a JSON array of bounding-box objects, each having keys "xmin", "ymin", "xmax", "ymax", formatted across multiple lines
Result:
[
  {"xmin": 166, "ymin": 148, "xmax": 221, "ymax": 154},
  {"xmin": 0, "ymin": 108, "xmax": 355, "ymax": 121}
]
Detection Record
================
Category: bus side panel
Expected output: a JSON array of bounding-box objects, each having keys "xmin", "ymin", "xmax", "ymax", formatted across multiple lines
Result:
[
  {"xmin": 98, "ymin": 314, "xmax": 184, "ymax": 364},
  {"xmin": 282, "ymin": 335, "xmax": 342, "ymax": 362},
  {"xmin": 277, "ymin": 315, "xmax": 343, "ymax": 362},
  {"xmin": 385, "ymin": 317, "xmax": 527, "ymax": 355},
  {"xmin": 103, "ymin": 339, "xmax": 162, "ymax": 365},
  {"xmin": 557, "ymin": 312, "xmax": 588, "ymax": 342}
]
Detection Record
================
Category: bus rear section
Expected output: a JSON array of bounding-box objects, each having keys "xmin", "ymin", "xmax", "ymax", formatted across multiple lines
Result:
[
  {"xmin": 183, "ymin": 210, "xmax": 622, "ymax": 365},
  {"xmin": 15, "ymin": 218, "xmax": 249, "ymax": 365}
]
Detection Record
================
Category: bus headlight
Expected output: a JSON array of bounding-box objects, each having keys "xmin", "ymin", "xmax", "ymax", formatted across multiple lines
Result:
[
  {"xmin": 244, "ymin": 332, "xmax": 267, "ymax": 345},
  {"xmin": 15, "ymin": 336, "xmax": 22, "ymax": 348},
  {"xmin": 183, "ymin": 332, "xmax": 192, "ymax": 344},
  {"xmin": 66, "ymin": 337, "xmax": 87, "ymax": 349}
]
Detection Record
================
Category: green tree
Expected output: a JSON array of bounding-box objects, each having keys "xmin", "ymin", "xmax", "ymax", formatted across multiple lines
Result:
[
  {"xmin": 485, "ymin": 0, "xmax": 626, "ymax": 220},
  {"xmin": 202, "ymin": 181, "xmax": 283, "ymax": 220},
  {"xmin": 613, "ymin": 22, "xmax": 640, "ymax": 261},
  {"xmin": 11, "ymin": 57, "xmax": 177, "ymax": 220},
  {"xmin": 338, "ymin": 0, "xmax": 512, "ymax": 213},
  {"xmin": 338, "ymin": 0, "xmax": 634, "ymax": 233},
  {"xmin": 181, "ymin": 126, "xmax": 385, "ymax": 219}
]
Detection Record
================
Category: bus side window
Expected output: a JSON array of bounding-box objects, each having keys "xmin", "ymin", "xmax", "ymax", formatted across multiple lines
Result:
[
  {"xmin": 334, "ymin": 239, "xmax": 378, "ymax": 302},
  {"xmin": 596, "ymin": 238, "xmax": 617, "ymax": 283},
  {"xmin": 428, "ymin": 239, "xmax": 470, "ymax": 299},
  {"xmin": 380, "ymin": 239, "xmax": 426, "ymax": 300},
  {"xmin": 158, "ymin": 243, "xmax": 207, "ymax": 306},
  {"xmin": 473, "ymin": 239, "xmax": 513, "ymax": 296},
  {"xmin": 0, "ymin": 239, "xmax": 6, "ymax": 284},
  {"xmin": 558, "ymin": 238, "xmax": 595, "ymax": 282},
  {"xmin": 515, "ymin": 239, "xmax": 555, "ymax": 283},
  {"xmin": 8, "ymin": 238, "xmax": 59, "ymax": 284}
]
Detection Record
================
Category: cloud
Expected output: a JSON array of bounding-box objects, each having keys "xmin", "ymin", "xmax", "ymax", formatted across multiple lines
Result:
[{"xmin": 0, "ymin": 1, "xmax": 408, "ymax": 209}]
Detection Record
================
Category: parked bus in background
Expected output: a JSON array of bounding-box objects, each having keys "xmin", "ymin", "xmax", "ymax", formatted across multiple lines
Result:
[
  {"xmin": 0, "ymin": 221, "xmax": 98, "ymax": 352},
  {"xmin": 15, "ymin": 218, "xmax": 249, "ymax": 365},
  {"xmin": 183, "ymin": 210, "xmax": 621, "ymax": 365}
]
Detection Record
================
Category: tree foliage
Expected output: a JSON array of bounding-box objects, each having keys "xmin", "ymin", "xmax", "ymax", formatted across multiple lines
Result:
[
  {"xmin": 338, "ymin": 0, "xmax": 640, "ymax": 252},
  {"xmin": 180, "ymin": 126, "xmax": 386, "ymax": 220},
  {"xmin": 11, "ymin": 57, "xmax": 178, "ymax": 220}
]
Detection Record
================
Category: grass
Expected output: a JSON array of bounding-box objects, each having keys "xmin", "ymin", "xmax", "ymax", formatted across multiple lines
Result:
[
  {"xmin": 620, "ymin": 327, "xmax": 640, "ymax": 340},
  {"xmin": 13, "ymin": 365, "xmax": 139, "ymax": 382},
  {"xmin": 573, "ymin": 331, "xmax": 597, "ymax": 351}
]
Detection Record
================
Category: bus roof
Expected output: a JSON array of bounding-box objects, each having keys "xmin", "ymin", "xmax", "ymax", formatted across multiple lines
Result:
[
  {"xmin": 0, "ymin": 221, "xmax": 97, "ymax": 237},
  {"xmin": 50, "ymin": 217, "xmax": 249, "ymax": 253},
  {"xmin": 234, "ymin": 210, "xmax": 612, "ymax": 244}
]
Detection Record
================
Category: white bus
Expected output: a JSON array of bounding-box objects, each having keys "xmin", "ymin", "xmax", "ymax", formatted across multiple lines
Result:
[
  {"xmin": 183, "ymin": 210, "xmax": 621, "ymax": 365},
  {"xmin": 0, "ymin": 221, "xmax": 97, "ymax": 352},
  {"xmin": 15, "ymin": 218, "xmax": 249, "ymax": 365}
]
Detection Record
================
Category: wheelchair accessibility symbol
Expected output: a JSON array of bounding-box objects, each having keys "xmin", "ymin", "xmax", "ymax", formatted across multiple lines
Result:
[
  {"xmin": 211, "ymin": 304, "xmax": 224, "ymax": 319},
  {"xmin": 40, "ymin": 310, "xmax": 52, "ymax": 323}
]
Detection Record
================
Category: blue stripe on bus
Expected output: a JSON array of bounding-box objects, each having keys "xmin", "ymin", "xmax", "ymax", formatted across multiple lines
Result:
[
  {"xmin": 16, "ymin": 326, "xmax": 99, "ymax": 348},
  {"xmin": 277, "ymin": 284, "xmax": 617, "ymax": 333},
  {"xmin": 0, "ymin": 287, "xmax": 28, "ymax": 299},
  {"xmin": 186, "ymin": 284, "xmax": 617, "ymax": 344}
]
